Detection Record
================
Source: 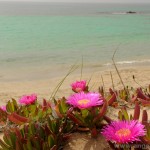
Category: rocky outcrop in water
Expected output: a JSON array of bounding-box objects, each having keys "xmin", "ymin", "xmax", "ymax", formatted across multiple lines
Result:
[{"xmin": 126, "ymin": 11, "xmax": 136, "ymax": 14}]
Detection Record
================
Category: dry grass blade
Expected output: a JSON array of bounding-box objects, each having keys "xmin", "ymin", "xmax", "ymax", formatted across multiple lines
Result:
[
  {"xmin": 110, "ymin": 71, "xmax": 115, "ymax": 91},
  {"xmin": 112, "ymin": 48, "xmax": 125, "ymax": 89},
  {"xmin": 49, "ymin": 64, "xmax": 79, "ymax": 100},
  {"xmin": 112, "ymin": 47, "xmax": 130, "ymax": 98},
  {"xmin": 87, "ymin": 74, "xmax": 93, "ymax": 87},
  {"xmin": 89, "ymin": 82, "xmax": 96, "ymax": 91},
  {"xmin": 80, "ymin": 56, "xmax": 83, "ymax": 80},
  {"xmin": 132, "ymin": 75, "xmax": 145, "ymax": 90},
  {"xmin": 101, "ymin": 75, "xmax": 105, "ymax": 95}
]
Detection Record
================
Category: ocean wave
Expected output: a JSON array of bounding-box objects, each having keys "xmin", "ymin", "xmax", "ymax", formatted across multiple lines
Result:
[{"xmin": 104, "ymin": 59, "xmax": 150, "ymax": 66}]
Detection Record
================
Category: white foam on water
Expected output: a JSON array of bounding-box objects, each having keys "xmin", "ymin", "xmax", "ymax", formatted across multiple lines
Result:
[{"xmin": 104, "ymin": 59, "xmax": 150, "ymax": 66}]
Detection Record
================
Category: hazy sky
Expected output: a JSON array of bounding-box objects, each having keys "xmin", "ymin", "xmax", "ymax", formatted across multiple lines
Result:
[{"xmin": 1, "ymin": 0, "xmax": 150, "ymax": 3}]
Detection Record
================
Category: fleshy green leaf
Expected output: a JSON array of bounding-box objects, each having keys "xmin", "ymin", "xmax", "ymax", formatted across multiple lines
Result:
[
  {"xmin": 122, "ymin": 108, "xmax": 129, "ymax": 121},
  {"xmin": 48, "ymin": 135, "xmax": 55, "ymax": 148},
  {"xmin": 81, "ymin": 109, "xmax": 89, "ymax": 118}
]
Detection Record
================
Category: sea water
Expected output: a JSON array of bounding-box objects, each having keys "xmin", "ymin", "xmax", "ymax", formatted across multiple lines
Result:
[{"xmin": 0, "ymin": 2, "xmax": 150, "ymax": 81}]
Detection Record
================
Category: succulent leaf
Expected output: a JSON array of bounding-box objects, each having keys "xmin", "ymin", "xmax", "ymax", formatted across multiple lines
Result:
[
  {"xmin": 108, "ymin": 93, "xmax": 116, "ymax": 106},
  {"xmin": 133, "ymin": 102, "xmax": 140, "ymax": 120},
  {"xmin": 122, "ymin": 108, "xmax": 129, "ymax": 121},
  {"xmin": 137, "ymin": 88, "xmax": 150, "ymax": 101},
  {"xmin": 93, "ymin": 99, "xmax": 107, "ymax": 123},
  {"xmin": 118, "ymin": 111, "xmax": 123, "ymax": 120},
  {"xmin": 142, "ymin": 110, "xmax": 148, "ymax": 126},
  {"xmin": 8, "ymin": 113, "xmax": 29, "ymax": 125}
]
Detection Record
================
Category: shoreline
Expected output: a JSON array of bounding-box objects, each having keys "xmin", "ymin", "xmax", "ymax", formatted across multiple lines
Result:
[
  {"xmin": 0, "ymin": 65, "xmax": 149, "ymax": 105},
  {"xmin": 0, "ymin": 59, "xmax": 150, "ymax": 81}
]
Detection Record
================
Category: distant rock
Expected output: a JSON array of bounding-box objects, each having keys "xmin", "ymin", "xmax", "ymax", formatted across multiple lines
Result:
[{"xmin": 126, "ymin": 11, "xmax": 136, "ymax": 14}]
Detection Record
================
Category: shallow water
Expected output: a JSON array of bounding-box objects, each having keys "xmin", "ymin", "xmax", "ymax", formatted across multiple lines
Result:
[{"xmin": 0, "ymin": 2, "xmax": 150, "ymax": 81}]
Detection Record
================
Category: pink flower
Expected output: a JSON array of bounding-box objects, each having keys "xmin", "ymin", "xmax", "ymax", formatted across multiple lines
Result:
[
  {"xmin": 0, "ymin": 105, "xmax": 6, "ymax": 111},
  {"xmin": 67, "ymin": 92, "xmax": 103, "ymax": 109},
  {"xmin": 71, "ymin": 80, "xmax": 86, "ymax": 92},
  {"xmin": 101, "ymin": 120, "xmax": 145, "ymax": 144},
  {"xmin": 19, "ymin": 94, "xmax": 37, "ymax": 105}
]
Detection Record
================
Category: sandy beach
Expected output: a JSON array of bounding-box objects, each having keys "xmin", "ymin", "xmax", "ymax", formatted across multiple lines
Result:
[
  {"xmin": 0, "ymin": 65, "xmax": 149, "ymax": 104},
  {"xmin": 0, "ymin": 65, "xmax": 150, "ymax": 149}
]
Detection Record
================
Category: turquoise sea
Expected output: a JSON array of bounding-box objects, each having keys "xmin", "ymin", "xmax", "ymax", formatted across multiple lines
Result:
[{"xmin": 0, "ymin": 2, "xmax": 150, "ymax": 81}]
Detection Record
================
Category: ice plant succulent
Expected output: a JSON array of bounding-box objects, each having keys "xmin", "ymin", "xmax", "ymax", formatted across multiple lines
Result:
[
  {"xmin": 67, "ymin": 92, "xmax": 103, "ymax": 109},
  {"xmin": 71, "ymin": 80, "xmax": 87, "ymax": 93},
  {"xmin": 101, "ymin": 120, "xmax": 145, "ymax": 144},
  {"xmin": 19, "ymin": 94, "xmax": 37, "ymax": 105}
]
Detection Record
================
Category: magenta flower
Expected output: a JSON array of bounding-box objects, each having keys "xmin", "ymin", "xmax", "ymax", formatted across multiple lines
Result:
[
  {"xmin": 19, "ymin": 94, "xmax": 37, "ymax": 105},
  {"xmin": 101, "ymin": 120, "xmax": 145, "ymax": 144},
  {"xmin": 0, "ymin": 105, "xmax": 6, "ymax": 111},
  {"xmin": 71, "ymin": 80, "xmax": 86, "ymax": 92},
  {"xmin": 67, "ymin": 92, "xmax": 103, "ymax": 109}
]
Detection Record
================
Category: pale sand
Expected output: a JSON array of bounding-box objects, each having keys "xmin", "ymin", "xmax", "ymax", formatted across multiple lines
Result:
[
  {"xmin": 0, "ymin": 66, "xmax": 149, "ymax": 104},
  {"xmin": 64, "ymin": 133, "xmax": 110, "ymax": 150},
  {"xmin": 0, "ymin": 66, "xmax": 149, "ymax": 149}
]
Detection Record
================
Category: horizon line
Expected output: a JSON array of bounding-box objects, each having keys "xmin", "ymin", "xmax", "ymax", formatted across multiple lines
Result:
[{"xmin": 0, "ymin": 1, "xmax": 150, "ymax": 3}]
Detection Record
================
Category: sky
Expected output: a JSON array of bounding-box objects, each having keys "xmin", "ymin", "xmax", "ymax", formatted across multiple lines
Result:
[{"xmin": 0, "ymin": 0, "xmax": 150, "ymax": 2}]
